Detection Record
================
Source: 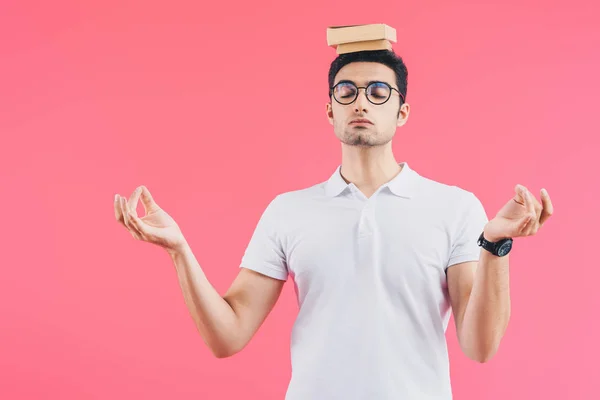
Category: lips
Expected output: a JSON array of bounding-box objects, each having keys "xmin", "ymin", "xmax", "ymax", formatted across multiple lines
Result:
[{"xmin": 350, "ymin": 118, "xmax": 373, "ymax": 124}]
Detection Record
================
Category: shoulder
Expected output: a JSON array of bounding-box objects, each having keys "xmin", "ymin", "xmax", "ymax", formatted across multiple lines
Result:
[
  {"xmin": 411, "ymin": 172, "xmax": 487, "ymax": 235},
  {"xmin": 414, "ymin": 171, "xmax": 479, "ymax": 208},
  {"xmin": 270, "ymin": 180, "xmax": 330, "ymax": 209}
]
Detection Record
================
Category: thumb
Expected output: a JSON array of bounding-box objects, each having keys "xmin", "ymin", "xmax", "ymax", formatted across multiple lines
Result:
[{"xmin": 140, "ymin": 185, "xmax": 160, "ymax": 212}]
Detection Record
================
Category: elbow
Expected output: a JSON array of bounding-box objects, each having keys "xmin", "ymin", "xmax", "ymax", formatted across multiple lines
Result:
[
  {"xmin": 212, "ymin": 348, "xmax": 233, "ymax": 359},
  {"xmin": 210, "ymin": 339, "xmax": 244, "ymax": 359},
  {"xmin": 460, "ymin": 322, "xmax": 509, "ymax": 363},
  {"xmin": 471, "ymin": 350, "xmax": 496, "ymax": 364},
  {"xmin": 460, "ymin": 333, "xmax": 502, "ymax": 363},
  {"xmin": 210, "ymin": 342, "xmax": 239, "ymax": 359},
  {"xmin": 465, "ymin": 342, "xmax": 500, "ymax": 364},
  {"xmin": 194, "ymin": 323, "xmax": 244, "ymax": 359}
]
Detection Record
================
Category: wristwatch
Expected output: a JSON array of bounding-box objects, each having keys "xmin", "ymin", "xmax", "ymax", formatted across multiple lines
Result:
[{"xmin": 477, "ymin": 231, "xmax": 513, "ymax": 257}]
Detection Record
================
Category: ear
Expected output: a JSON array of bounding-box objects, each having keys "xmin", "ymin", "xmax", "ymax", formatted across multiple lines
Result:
[
  {"xmin": 326, "ymin": 102, "xmax": 334, "ymax": 125},
  {"xmin": 396, "ymin": 103, "xmax": 410, "ymax": 127}
]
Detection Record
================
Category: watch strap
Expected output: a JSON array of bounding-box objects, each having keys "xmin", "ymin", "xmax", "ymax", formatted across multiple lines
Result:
[{"xmin": 478, "ymin": 231, "xmax": 513, "ymax": 257}]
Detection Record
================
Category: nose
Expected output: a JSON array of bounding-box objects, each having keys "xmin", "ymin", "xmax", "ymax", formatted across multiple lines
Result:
[{"xmin": 354, "ymin": 88, "xmax": 368, "ymax": 112}]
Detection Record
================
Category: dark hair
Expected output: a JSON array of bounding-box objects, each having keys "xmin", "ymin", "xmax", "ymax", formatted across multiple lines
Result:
[{"xmin": 328, "ymin": 50, "xmax": 408, "ymax": 105}]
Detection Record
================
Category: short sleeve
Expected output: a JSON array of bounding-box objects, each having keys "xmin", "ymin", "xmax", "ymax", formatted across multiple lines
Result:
[
  {"xmin": 239, "ymin": 196, "xmax": 288, "ymax": 281},
  {"xmin": 446, "ymin": 192, "xmax": 489, "ymax": 270}
]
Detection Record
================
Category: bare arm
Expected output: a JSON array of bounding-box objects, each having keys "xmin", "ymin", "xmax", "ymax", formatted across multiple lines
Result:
[
  {"xmin": 168, "ymin": 242, "xmax": 285, "ymax": 358},
  {"xmin": 448, "ymin": 185, "xmax": 552, "ymax": 363},
  {"xmin": 447, "ymin": 251, "xmax": 511, "ymax": 363},
  {"xmin": 114, "ymin": 186, "xmax": 285, "ymax": 359}
]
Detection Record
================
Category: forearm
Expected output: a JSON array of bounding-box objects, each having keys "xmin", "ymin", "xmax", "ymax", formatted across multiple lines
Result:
[
  {"xmin": 167, "ymin": 242, "xmax": 241, "ymax": 358},
  {"xmin": 460, "ymin": 250, "xmax": 511, "ymax": 362}
]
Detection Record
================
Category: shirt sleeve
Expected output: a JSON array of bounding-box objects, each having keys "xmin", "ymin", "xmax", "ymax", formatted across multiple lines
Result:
[
  {"xmin": 446, "ymin": 191, "xmax": 489, "ymax": 270},
  {"xmin": 239, "ymin": 195, "xmax": 288, "ymax": 281}
]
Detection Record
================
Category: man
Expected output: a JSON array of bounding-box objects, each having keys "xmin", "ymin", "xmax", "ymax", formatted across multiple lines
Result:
[{"xmin": 114, "ymin": 49, "xmax": 553, "ymax": 399}]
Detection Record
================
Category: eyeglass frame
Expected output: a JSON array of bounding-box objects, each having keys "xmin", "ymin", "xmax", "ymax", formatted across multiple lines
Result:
[{"xmin": 329, "ymin": 80, "xmax": 406, "ymax": 105}]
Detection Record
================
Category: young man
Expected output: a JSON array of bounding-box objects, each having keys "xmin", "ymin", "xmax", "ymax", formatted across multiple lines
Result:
[{"xmin": 114, "ymin": 50, "xmax": 553, "ymax": 399}]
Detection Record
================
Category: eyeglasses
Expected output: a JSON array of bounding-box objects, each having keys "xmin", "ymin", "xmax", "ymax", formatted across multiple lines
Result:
[{"xmin": 329, "ymin": 81, "xmax": 405, "ymax": 105}]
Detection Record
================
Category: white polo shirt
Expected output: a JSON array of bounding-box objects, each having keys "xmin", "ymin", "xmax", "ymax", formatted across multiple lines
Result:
[{"xmin": 240, "ymin": 162, "xmax": 489, "ymax": 400}]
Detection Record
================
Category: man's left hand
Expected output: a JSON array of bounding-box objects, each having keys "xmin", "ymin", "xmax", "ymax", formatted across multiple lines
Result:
[{"xmin": 483, "ymin": 185, "xmax": 554, "ymax": 242}]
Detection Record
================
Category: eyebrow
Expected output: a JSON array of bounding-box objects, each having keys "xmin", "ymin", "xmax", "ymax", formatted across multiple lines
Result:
[{"xmin": 335, "ymin": 79, "xmax": 390, "ymax": 87}]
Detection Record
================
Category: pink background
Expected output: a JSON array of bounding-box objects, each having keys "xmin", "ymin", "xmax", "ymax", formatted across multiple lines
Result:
[{"xmin": 1, "ymin": 0, "xmax": 598, "ymax": 398}]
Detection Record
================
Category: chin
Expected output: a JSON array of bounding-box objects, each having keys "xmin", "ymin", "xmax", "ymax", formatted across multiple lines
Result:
[
  {"xmin": 347, "ymin": 134, "xmax": 394, "ymax": 147},
  {"xmin": 342, "ymin": 134, "xmax": 377, "ymax": 147}
]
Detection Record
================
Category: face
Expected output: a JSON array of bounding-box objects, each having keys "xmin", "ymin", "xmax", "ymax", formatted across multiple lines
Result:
[{"xmin": 326, "ymin": 62, "xmax": 410, "ymax": 147}]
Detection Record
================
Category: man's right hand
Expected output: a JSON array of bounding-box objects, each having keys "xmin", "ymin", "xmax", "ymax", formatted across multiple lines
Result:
[
  {"xmin": 114, "ymin": 186, "xmax": 287, "ymax": 358},
  {"xmin": 114, "ymin": 185, "xmax": 187, "ymax": 253}
]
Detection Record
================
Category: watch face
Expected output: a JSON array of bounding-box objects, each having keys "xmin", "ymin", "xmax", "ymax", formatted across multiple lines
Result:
[{"xmin": 497, "ymin": 241, "xmax": 512, "ymax": 257}]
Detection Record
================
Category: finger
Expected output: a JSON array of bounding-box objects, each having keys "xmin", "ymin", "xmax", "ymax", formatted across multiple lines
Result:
[
  {"xmin": 130, "ymin": 212, "xmax": 159, "ymax": 242},
  {"xmin": 530, "ymin": 190, "xmax": 543, "ymax": 220},
  {"xmin": 121, "ymin": 197, "xmax": 144, "ymax": 240},
  {"xmin": 128, "ymin": 223, "xmax": 142, "ymax": 240},
  {"xmin": 120, "ymin": 197, "xmax": 131, "ymax": 228},
  {"xmin": 524, "ymin": 190, "xmax": 538, "ymax": 235},
  {"xmin": 128, "ymin": 187, "xmax": 142, "ymax": 218},
  {"xmin": 114, "ymin": 194, "xmax": 124, "ymax": 224},
  {"xmin": 116, "ymin": 196, "xmax": 126, "ymax": 227},
  {"xmin": 539, "ymin": 188, "xmax": 554, "ymax": 226},
  {"xmin": 514, "ymin": 184, "xmax": 527, "ymax": 204},
  {"xmin": 516, "ymin": 214, "xmax": 532, "ymax": 236},
  {"xmin": 126, "ymin": 210, "xmax": 145, "ymax": 240},
  {"xmin": 140, "ymin": 186, "xmax": 159, "ymax": 213}
]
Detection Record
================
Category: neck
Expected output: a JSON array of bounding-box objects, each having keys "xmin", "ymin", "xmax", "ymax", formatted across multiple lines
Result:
[{"xmin": 339, "ymin": 141, "xmax": 402, "ymax": 195}]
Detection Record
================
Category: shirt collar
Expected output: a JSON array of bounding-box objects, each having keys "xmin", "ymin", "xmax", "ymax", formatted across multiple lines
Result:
[{"xmin": 324, "ymin": 161, "xmax": 417, "ymax": 199}]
